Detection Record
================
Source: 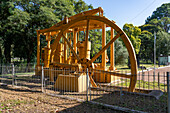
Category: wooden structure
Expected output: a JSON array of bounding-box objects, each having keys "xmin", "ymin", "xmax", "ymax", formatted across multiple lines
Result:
[{"xmin": 36, "ymin": 7, "xmax": 138, "ymax": 92}]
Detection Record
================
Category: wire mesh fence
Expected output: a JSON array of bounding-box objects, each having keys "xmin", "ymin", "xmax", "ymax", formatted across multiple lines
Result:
[
  {"xmin": 0, "ymin": 64, "xmax": 41, "ymax": 92},
  {"xmin": 0, "ymin": 64, "xmax": 169, "ymax": 112},
  {"xmin": 43, "ymin": 68, "xmax": 89, "ymax": 101},
  {"xmin": 89, "ymin": 70, "xmax": 168, "ymax": 113}
]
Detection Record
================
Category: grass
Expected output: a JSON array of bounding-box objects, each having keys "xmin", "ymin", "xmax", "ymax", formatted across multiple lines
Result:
[
  {"xmin": 106, "ymin": 63, "xmax": 164, "ymax": 73},
  {"xmin": 1, "ymin": 72, "xmax": 34, "ymax": 76},
  {"xmin": 117, "ymin": 79, "xmax": 167, "ymax": 92},
  {"xmin": 0, "ymin": 99, "xmax": 35, "ymax": 111}
]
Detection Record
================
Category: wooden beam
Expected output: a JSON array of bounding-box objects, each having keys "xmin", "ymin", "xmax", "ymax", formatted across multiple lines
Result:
[
  {"xmin": 89, "ymin": 73, "xmax": 98, "ymax": 87},
  {"xmin": 64, "ymin": 33, "xmax": 67, "ymax": 63},
  {"xmin": 37, "ymin": 31, "xmax": 40, "ymax": 66},
  {"xmin": 109, "ymin": 28, "xmax": 115, "ymax": 70},
  {"xmin": 102, "ymin": 24, "xmax": 106, "ymax": 70},
  {"xmin": 47, "ymin": 33, "xmax": 51, "ymax": 48},
  {"xmin": 93, "ymin": 69, "xmax": 131, "ymax": 78},
  {"xmin": 85, "ymin": 20, "xmax": 90, "ymax": 58},
  {"xmin": 73, "ymin": 29, "xmax": 77, "ymax": 54},
  {"xmin": 53, "ymin": 62, "xmax": 79, "ymax": 68}
]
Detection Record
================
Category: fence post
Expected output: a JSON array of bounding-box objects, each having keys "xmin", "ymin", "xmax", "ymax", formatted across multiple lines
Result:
[
  {"xmin": 12, "ymin": 64, "xmax": 15, "ymax": 86},
  {"xmin": 89, "ymin": 69, "xmax": 91, "ymax": 101},
  {"xmin": 167, "ymin": 72, "xmax": 170, "ymax": 113},
  {"xmin": 42, "ymin": 66, "xmax": 44, "ymax": 93},
  {"xmin": 86, "ymin": 68, "xmax": 89, "ymax": 101}
]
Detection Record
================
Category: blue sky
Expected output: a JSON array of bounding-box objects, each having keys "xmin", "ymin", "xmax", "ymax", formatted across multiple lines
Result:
[{"xmin": 83, "ymin": 0, "xmax": 170, "ymax": 28}]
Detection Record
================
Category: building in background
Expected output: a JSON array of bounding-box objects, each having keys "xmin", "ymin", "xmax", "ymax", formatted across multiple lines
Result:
[{"xmin": 159, "ymin": 56, "xmax": 170, "ymax": 65}]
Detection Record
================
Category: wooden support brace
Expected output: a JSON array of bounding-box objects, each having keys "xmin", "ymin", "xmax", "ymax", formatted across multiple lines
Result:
[
  {"xmin": 62, "ymin": 34, "xmax": 80, "ymax": 62},
  {"xmin": 88, "ymin": 33, "xmax": 120, "ymax": 66}
]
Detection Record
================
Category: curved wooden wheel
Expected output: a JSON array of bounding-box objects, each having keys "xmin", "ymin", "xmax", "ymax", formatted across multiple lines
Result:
[{"xmin": 49, "ymin": 15, "xmax": 137, "ymax": 92}]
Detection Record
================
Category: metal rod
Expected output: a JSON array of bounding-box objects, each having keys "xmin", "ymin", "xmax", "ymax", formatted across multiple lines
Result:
[
  {"xmin": 42, "ymin": 66, "xmax": 44, "ymax": 92},
  {"xmin": 12, "ymin": 64, "xmax": 15, "ymax": 86},
  {"xmin": 154, "ymin": 31, "xmax": 156, "ymax": 77},
  {"xmin": 167, "ymin": 72, "xmax": 170, "ymax": 113},
  {"xmin": 86, "ymin": 68, "xmax": 89, "ymax": 101}
]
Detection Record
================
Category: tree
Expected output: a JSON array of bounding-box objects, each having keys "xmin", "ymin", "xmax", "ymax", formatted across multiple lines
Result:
[
  {"xmin": 74, "ymin": 0, "xmax": 93, "ymax": 14},
  {"xmin": 139, "ymin": 3, "xmax": 170, "ymax": 64},
  {"xmin": 156, "ymin": 31, "xmax": 170, "ymax": 56},
  {"xmin": 138, "ymin": 30, "xmax": 153, "ymax": 63},
  {"xmin": 123, "ymin": 23, "xmax": 141, "ymax": 67},
  {"xmin": 0, "ymin": 0, "xmax": 76, "ymax": 64},
  {"xmin": 145, "ymin": 3, "xmax": 170, "ymax": 24},
  {"xmin": 0, "ymin": 0, "xmax": 16, "ymax": 63}
]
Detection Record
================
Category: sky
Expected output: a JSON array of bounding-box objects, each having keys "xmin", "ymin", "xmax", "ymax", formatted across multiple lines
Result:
[{"xmin": 83, "ymin": 0, "xmax": 170, "ymax": 28}]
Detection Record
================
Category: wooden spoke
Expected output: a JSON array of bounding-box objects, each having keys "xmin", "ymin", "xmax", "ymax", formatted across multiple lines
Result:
[
  {"xmin": 89, "ymin": 72, "xmax": 98, "ymax": 87},
  {"xmin": 93, "ymin": 69, "xmax": 132, "ymax": 78},
  {"xmin": 88, "ymin": 33, "xmax": 120, "ymax": 64},
  {"xmin": 62, "ymin": 33, "xmax": 80, "ymax": 62}
]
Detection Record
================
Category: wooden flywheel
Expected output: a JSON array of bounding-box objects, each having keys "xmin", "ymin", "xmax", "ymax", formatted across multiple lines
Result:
[{"xmin": 36, "ymin": 7, "xmax": 138, "ymax": 92}]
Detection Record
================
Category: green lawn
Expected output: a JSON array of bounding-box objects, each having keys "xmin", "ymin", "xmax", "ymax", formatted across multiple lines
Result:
[
  {"xmin": 106, "ymin": 63, "xmax": 164, "ymax": 72},
  {"xmin": 117, "ymin": 79, "xmax": 166, "ymax": 92}
]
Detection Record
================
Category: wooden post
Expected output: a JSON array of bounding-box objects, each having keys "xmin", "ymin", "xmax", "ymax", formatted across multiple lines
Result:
[
  {"xmin": 37, "ymin": 31, "xmax": 40, "ymax": 66},
  {"xmin": 73, "ymin": 29, "xmax": 77, "ymax": 54},
  {"xmin": 64, "ymin": 33, "xmax": 68, "ymax": 63},
  {"xmin": 73, "ymin": 29, "xmax": 77, "ymax": 63},
  {"xmin": 45, "ymin": 34, "xmax": 51, "ymax": 68},
  {"xmin": 85, "ymin": 20, "xmax": 90, "ymax": 58},
  {"xmin": 109, "ymin": 28, "xmax": 115, "ymax": 70},
  {"xmin": 102, "ymin": 24, "xmax": 106, "ymax": 70},
  {"xmin": 47, "ymin": 34, "xmax": 51, "ymax": 49},
  {"xmin": 77, "ymin": 30, "xmax": 79, "ymax": 42},
  {"xmin": 100, "ymin": 24, "xmax": 106, "ymax": 82},
  {"xmin": 69, "ymin": 34, "xmax": 72, "ymax": 56}
]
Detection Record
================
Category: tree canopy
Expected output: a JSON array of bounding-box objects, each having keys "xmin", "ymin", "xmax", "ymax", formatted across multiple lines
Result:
[
  {"xmin": 0, "ymin": 1, "xmax": 169, "ymax": 67},
  {"xmin": 0, "ymin": 0, "xmax": 92, "ymax": 64}
]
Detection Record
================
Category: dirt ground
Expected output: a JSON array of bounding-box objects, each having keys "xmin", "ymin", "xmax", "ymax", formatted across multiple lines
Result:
[{"xmin": 0, "ymin": 85, "xmax": 121, "ymax": 113}]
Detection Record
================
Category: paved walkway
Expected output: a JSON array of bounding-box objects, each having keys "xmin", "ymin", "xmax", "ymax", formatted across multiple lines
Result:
[{"xmin": 137, "ymin": 65, "xmax": 170, "ymax": 83}]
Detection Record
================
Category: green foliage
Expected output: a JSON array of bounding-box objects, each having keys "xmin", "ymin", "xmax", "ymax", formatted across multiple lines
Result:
[
  {"xmin": 139, "ymin": 30, "xmax": 153, "ymax": 63},
  {"xmin": 0, "ymin": 0, "xmax": 94, "ymax": 64},
  {"xmin": 0, "ymin": 0, "xmax": 77, "ymax": 63},
  {"xmin": 114, "ymin": 39, "xmax": 128, "ymax": 65},
  {"xmin": 138, "ymin": 3, "xmax": 170, "ymax": 64},
  {"xmin": 74, "ymin": 0, "xmax": 93, "ymax": 14},
  {"xmin": 157, "ymin": 31, "xmax": 170, "ymax": 56},
  {"xmin": 145, "ymin": 3, "xmax": 170, "ymax": 23},
  {"xmin": 123, "ymin": 23, "xmax": 141, "ymax": 54},
  {"xmin": 89, "ymin": 29, "xmax": 102, "ymax": 58},
  {"xmin": 106, "ymin": 30, "xmax": 128, "ymax": 65}
]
